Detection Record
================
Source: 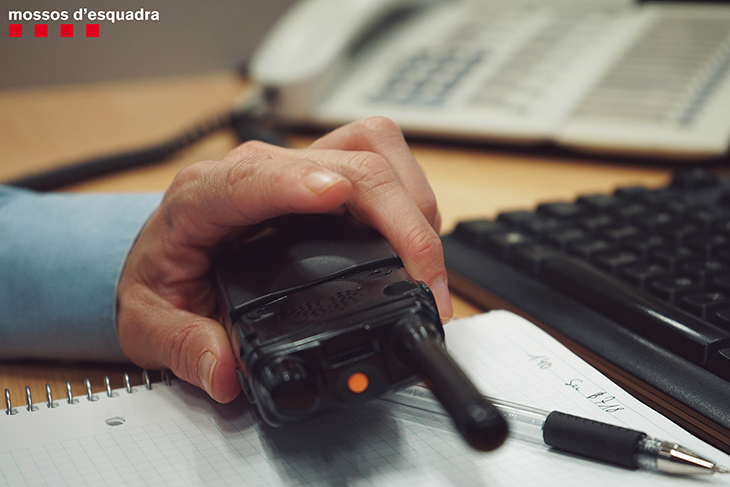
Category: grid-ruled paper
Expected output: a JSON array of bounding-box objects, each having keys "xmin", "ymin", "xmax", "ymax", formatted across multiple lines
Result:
[{"xmin": 2, "ymin": 311, "xmax": 729, "ymax": 487}]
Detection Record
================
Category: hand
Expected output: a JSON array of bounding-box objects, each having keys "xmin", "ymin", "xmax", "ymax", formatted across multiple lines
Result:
[{"xmin": 117, "ymin": 117, "xmax": 452, "ymax": 403}]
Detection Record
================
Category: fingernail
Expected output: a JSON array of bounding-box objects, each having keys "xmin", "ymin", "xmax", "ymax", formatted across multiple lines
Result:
[
  {"xmin": 304, "ymin": 170, "xmax": 344, "ymax": 194},
  {"xmin": 198, "ymin": 351, "xmax": 217, "ymax": 397},
  {"xmin": 430, "ymin": 276, "xmax": 453, "ymax": 323}
]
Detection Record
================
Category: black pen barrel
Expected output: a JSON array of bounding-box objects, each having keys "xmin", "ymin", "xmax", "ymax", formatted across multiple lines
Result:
[{"xmin": 542, "ymin": 411, "xmax": 644, "ymax": 468}]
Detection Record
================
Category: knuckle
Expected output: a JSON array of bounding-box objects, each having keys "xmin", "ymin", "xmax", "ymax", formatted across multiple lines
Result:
[
  {"xmin": 170, "ymin": 161, "xmax": 208, "ymax": 190},
  {"xmin": 225, "ymin": 158, "xmax": 257, "ymax": 189},
  {"xmin": 406, "ymin": 225, "xmax": 443, "ymax": 262},
  {"xmin": 163, "ymin": 162, "xmax": 213, "ymax": 231},
  {"xmin": 221, "ymin": 140, "xmax": 275, "ymax": 164},
  {"xmin": 348, "ymin": 152, "xmax": 392, "ymax": 181},
  {"xmin": 356, "ymin": 116, "xmax": 403, "ymax": 140},
  {"xmin": 224, "ymin": 153, "xmax": 273, "ymax": 188},
  {"xmin": 159, "ymin": 320, "xmax": 206, "ymax": 378},
  {"xmin": 234, "ymin": 139, "xmax": 271, "ymax": 156},
  {"xmin": 224, "ymin": 154, "xmax": 281, "ymax": 205},
  {"xmin": 347, "ymin": 152, "xmax": 397, "ymax": 199},
  {"xmin": 416, "ymin": 191, "xmax": 439, "ymax": 224}
]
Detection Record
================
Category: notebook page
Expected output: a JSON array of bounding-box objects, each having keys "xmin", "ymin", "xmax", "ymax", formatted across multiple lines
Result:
[{"xmin": 1, "ymin": 310, "xmax": 728, "ymax": 487}]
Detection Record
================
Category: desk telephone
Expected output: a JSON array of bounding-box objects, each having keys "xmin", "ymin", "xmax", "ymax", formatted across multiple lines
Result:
[{"xmin": 249, "ymin": 0, "xmax": 730, "ymax": 159}]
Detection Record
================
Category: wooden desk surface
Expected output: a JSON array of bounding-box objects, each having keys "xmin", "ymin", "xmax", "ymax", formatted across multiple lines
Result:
[{"xmin": 0, "ymin": 71, "xmax": 671, "ymax": 410}]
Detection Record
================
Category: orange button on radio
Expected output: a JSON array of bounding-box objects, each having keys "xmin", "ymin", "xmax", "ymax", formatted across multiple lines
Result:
[{"xmin": 346, "ymin": 372, "xmax": 369, "ymax": 394}]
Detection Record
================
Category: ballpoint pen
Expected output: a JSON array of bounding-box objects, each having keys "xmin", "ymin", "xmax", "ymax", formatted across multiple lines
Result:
[{"xmin": 382, "ymin": 384, "xmax": 729, "ymax": 476}]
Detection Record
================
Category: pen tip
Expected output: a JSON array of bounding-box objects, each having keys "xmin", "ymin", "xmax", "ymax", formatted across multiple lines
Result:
[{"xmin": 714, "ymin": 465, "xmax": 729, "ymax": 474}]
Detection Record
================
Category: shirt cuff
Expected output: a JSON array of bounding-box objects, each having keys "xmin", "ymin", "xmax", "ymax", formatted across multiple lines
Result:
[{"xmin": 0, "ymin": 186, "xmax": 163, "ymax": 361}]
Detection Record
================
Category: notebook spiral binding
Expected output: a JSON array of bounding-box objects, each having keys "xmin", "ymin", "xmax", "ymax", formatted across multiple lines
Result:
[{"xmin": 4, "ymin": 370, "xmax": 172, "ymax": 416}]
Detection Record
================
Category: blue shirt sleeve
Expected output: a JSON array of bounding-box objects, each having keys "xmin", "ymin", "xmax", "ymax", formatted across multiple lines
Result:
[{"xmin": 0, "ymin": 185, "xmax": 162, "ymax": 362}]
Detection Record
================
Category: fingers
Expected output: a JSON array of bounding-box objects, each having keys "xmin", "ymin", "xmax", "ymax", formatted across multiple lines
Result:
[
  {"xmin": 117, "ymin": 284, "xmax": 241, "ymax": 403},
  {"xmin": 157, "ymin": 153, "xmax": 353, "ymax": 249},
  {"xmin": 221, "ymin": 118, "xmax": 439, "ymax": 231},
  {"xmin": 307, "ymin": 117, "xmax": 440, "ymax": 231}
]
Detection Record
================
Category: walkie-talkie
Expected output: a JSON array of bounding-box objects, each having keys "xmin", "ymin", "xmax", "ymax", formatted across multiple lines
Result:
[{"xmin": 213, "ymin": 215, "xmax": 508, "ymax": 451}]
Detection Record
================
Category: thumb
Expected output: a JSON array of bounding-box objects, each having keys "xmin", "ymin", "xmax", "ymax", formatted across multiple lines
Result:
[{"xmin": 118, "ymin": 298, "xmax": 241, "ymax": 403}]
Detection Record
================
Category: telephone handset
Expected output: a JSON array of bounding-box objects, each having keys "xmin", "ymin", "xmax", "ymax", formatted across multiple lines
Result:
[{"xmin": 248, "ymin": 0, "xmax": 437, "ymax": 122}]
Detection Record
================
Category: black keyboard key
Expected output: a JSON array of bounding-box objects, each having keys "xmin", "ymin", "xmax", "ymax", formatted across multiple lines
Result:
[
  {"xmin": 484, "ymin": 231, "xmax": 535, "ymax": 259},
  {"xmin": 620, "ymin": 263, "xmax": 668, "ymax": 289},
  {"xmin": 497, "ymin": 211, "xmax": 538, "ymax": 226},
  {"xmin": 634, "ymin": 212, "xmax": 674, "ymax": 232},
  {"xmin": 612, "ymin": 203, "xmax": 647, "ymax": 221},
  {"xmin": 546, "ymin": 228, "xmax": 586, "ymax": 249},
  {"xmin": 537, "ymin": 202, "xmax": 586, "ymax": 219},
  {"xmin": 687, "ymin": 234, "xmax": 730, "ymax": 258},
  {"xmin": 717, "ymin": 249, "xmax": 730, "ymax": 262},
  {"xmin": 670, "ymin": 168, "xmax": 720, "ymax": 190},
  {"xmin": 719, "ymin": 191, "xmax": 730, "ymax": 208},
  {"xmin": 713, "ymin": 275, "xmax": 730, "ymax": 292},
  {"xmin": 579, "ymin": 214, "xmax": 615, "ymax": 233},
  {"xmin": 514, "ymin": 244, "xmax": 562, "ymax": 274},
  {"xmin": 681, "ymin": 260, "xmax": 727, "ymax": 285},
  {"xmin": 688, "ymin": 208, "xmax": 721, "ymax": 233},
  {"xmin": 649, "ymin": 275, "xmax": 703, "ymax": 303},
  {"xmin": 636, "ymin": 190, "xmax": 674, "ymax": 207},
  {"xmin": 594, "ymin": 251, "xmax": 640, "ymax": 275},
  {"xmin": 659, "ymin": 198, "xmax": 697, "ymax": 219},
  {"xmin": 601, "ymin": 225, "xmax": 642, "ymax": 243},
  {"xmin": 539, "ymin": 256, "xmax": 730, "ymax": 366},
  {"xmin": 650, "ymin": 246, "xmax": 701, "ymax": 271},
  {"xmin": 576, "ymin": 194, "xmax": 621, "ymax": 212},
  {"xmin": 522, "ymin": 217, "xmax": 565, "ymax": 235},
  {"xmin": 452, "ymin": 220, "xmax": 506, "ymax": 246},
  {"xmin": 624, "ymin": 235, "xmax": 666, "ymax": 259},
  {"xmin": 568, "ymin": 239, "xmax": 615, "ymax": 261},
  {"xmin": 658, "ymin": 222, "xmax": 700, "ymax": 245},
  {"xmin": 679, "ymin": 291, "xmax": 730, "ymax": 319},
  {"xmin": 714, "ymin": 217, "xmax": 730, "ymax": 234},
  {"xmin": 614, "ymin": 186, "xmax": 648, "ymax": 199}
]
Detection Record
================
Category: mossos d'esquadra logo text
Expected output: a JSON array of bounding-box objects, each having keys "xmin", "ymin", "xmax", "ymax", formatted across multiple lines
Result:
[
  {"xmin": 8, "ymin": 7, "xmax": 160, "ymax": 37},
  {"xmin": 9, "ymin": 8, "xmax": 160, "ymax": 23}
]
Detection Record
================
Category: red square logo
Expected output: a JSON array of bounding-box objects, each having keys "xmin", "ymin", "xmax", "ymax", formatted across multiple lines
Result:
[
  {"xmin": 60, "ymin": 24, "xmax": 74, "ymax": 37},
  {"xmin": 86, "ymin": 24, "xmax": 99, "ymax": 37},
  {"xmin": 35, "ymin": 24, "xmax": 48, "ymax": 37},
  {"xmin": 9, "ymin": 24, "xmax": 22, "ymax": 37}
]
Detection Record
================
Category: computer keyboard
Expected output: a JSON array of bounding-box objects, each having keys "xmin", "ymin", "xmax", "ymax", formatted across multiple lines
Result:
[{"xmin": 442, "ymin": 169, "xmax": 730, "ymax": 453}]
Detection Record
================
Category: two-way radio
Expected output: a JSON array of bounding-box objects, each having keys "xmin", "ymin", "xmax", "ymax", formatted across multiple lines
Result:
[{"xmin": 213, "ymin": 215, "xmax": 508, "ymax": 451}]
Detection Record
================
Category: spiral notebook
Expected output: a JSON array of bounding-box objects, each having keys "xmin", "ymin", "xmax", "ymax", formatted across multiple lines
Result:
[{"xmin": 2, "ymin": 311, "xmax": 729, "ymax": 487}]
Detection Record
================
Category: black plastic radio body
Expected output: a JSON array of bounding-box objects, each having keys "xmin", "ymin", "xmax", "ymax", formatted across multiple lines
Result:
[{"xmin": 213, "ymin": 215, "xmax": 441, "ymax": 426}]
